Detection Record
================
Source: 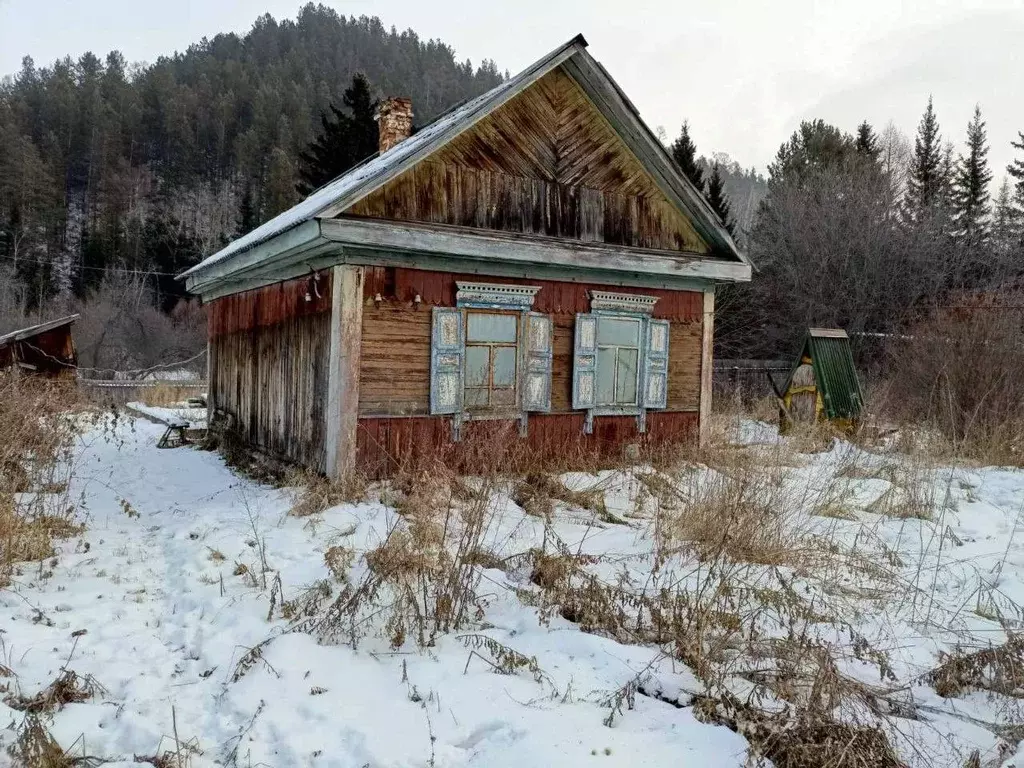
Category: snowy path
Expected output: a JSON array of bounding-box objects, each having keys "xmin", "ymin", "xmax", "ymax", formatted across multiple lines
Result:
[{"xmin": 0, "ymin": 420, "xmax": 750, "ymax": 767}]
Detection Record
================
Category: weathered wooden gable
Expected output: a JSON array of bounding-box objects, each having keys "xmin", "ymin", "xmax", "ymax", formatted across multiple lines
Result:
[{"xmin": 345, "ymin": 67, "xmax": 709, "ymax": 254}]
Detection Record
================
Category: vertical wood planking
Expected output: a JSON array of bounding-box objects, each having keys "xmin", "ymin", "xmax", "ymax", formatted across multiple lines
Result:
[
  {"xmin": 325, "ymin": 266, "xmax": 365, "ymax": 480},
  {"xmin": 699, "ymin": 287, "xmax": 715, "ymax": 448},
  {"xmin": 206, "ymin": 274, "xmax": 333, "ymax": 471}
]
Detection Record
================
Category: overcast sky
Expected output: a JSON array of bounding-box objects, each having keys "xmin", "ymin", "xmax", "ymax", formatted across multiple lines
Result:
[{"xmin": 2, "ymin": 0, "xmax": 1022, "ymax": 179}]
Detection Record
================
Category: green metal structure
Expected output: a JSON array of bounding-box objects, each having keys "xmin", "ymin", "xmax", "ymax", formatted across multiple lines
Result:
[{"xmin": 782, "ymin": 328, "xmax": 864, "ymax": 423}]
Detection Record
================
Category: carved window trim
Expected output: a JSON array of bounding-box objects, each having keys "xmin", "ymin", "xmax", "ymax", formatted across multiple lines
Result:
[{"xmin": 456, "ymin": 282, "xmax": 541, "ymax": 311}]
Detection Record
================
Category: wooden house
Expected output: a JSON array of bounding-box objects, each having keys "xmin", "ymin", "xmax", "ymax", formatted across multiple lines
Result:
[
  {"xmin": 180, "ymin": 35, "xmax": 752, "ymax": 479},
  {"xmin": 0, "ymin": 315, "xmax": 79, "ymax": 377}
]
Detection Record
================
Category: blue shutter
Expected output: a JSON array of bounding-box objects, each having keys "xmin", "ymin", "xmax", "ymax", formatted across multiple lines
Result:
[
  {"xmin": 642, "ymin": 319, "xmax": 670, "ymax": 409},
  {"xmin": 522, "ymin": 312, "xmax": 552, "ymax": 412},
  {"xmin": 572, "ymin": 313, "xmax": 598, "ymax": 410},
  {"xmin": 430, "ymin": 307, "xmax": 464, "ymax": 415}
]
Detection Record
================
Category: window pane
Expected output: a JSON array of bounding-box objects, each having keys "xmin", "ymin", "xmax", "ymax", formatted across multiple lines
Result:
[
  {"xmin": 491, "ymin": 389, "xmax": 516, "ymax": 408},
  {"xmin": 596, "ymin": 347, "xmax": 616, "ymax": 405},
  {"xmin": 598, "ymin": 317, "xmax": 640, "ymax": 347},
  {"xmin": 493, "ymin": 347, "xmax": 517, "ymax": 387},
  {"xmin": 467, "ymin": 313, "xmax": 517, "ymax": 343},
  {"xmin": 466, "ymin": 346, "xmax": 490, "ymax": 387},
  {"xmin": 615, "ymin": 348, "xmax": 638, "ymax": 404},
  {"xmin": 465, "ymin": 388, "xmax": 489, "ymax": 408}
]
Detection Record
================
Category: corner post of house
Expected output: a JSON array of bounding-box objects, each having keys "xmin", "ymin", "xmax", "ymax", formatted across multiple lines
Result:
[
  {"xmin": 698, "ymin": 285, "xmax": 715, "ymax": 449},
  {"xmin": 325, "ymin": 264, "xmax": 364, "ymax": 480}
]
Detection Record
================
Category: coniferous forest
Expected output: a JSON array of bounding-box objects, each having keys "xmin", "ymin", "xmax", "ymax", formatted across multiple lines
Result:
[
  {"xmin": 3, "ymin": 3, "xmax": 1024, "ymax": 378},
  {"xmin": 0, "ymin": 5, "xmax": 503, "ymax": 323}
]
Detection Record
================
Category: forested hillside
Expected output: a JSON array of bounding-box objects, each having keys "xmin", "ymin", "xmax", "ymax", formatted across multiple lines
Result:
[{"xmin": 0, "ymin": 4, "xmax": 503, "ymax": 317}]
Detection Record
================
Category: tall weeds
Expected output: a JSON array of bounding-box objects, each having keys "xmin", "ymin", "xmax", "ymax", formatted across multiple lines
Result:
[{"xmin": 0, "ymin": 373, "xmax": 89, "ymax": 588}]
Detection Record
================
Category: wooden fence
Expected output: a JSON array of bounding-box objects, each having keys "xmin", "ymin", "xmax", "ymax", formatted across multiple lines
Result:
[
  {"xmin": 713, "ymin": 359, "xmax": 790, "ymax": 402},
  {"xmin": 78, "ymin": 378, "xmax": 208, "ymax": 406}
]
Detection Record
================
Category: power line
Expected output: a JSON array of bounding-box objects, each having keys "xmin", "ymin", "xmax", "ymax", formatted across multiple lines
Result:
[
  {"xmin": 21, "ymin": 339, "xmax": 207, "ymax": 378},
  {"xmin": 0, "ymin": 253, "xmax": 180, "ymax": 277}
]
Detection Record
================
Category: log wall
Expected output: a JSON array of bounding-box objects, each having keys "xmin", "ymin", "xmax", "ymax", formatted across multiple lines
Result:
[
  {"xmin": 357, "ymin": 267, "xmax": 704, "ymax": 476},
  {"xmin": 207, "ymin": 274, "xmax": 333, "ymax": 472},
  {"xmin": 359, "ymin": 267, "xmax": 703, "ymax": 416}
]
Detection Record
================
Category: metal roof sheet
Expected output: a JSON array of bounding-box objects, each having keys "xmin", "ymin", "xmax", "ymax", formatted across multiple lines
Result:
[{"xmin": 784, "ymin": 328, "xmax": 864, "ymax": 421}]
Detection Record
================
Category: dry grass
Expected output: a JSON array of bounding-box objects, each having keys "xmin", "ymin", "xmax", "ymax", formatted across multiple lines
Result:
[
  {"xmin": 696, "ymin": 694, "xmax": 906, "ymax": 768},
  {"xmin": 288, "ymin": 470, "xmax": 368, "ymax": 517},
  {"xmin": 511, "ymin": 473, "xmax": 607, "ymax": 520},
  {"xmin": 0, "ymin": 373, "xmax": 92, "ymax": 589},
  {"xmin": 139, "ymin": 382, "xmax": 203, "ymax": 407},
  {"xmin": 929, "ymin": 635, "xmax": 1024, "ymax": 699},
  {"xmin": 6, "ymin": 713, "xmax": 79, "ymax": 768},
  {"xmin": 294, "ymin": 460, "xmax": 497, "ymax": 650},
  {"xmin": 4, "ymin": 670, "xmax": 104, "ymax": 714}
]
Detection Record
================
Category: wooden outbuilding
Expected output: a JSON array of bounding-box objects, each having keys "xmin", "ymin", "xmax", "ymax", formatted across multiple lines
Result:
[
  {"xmin": 781, "ymin": 329, "xmax": 863, "ymax": 430},
  {"xmin": 180, "ymin": 35, "xmax": 752, "ymax": 479},
  {"xmin": 0, "ymin": 315, "xmax": 79, "ymax": 377}
]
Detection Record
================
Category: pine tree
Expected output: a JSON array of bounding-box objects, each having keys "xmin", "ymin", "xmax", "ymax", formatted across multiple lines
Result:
[
  {"xmin": 670, "ymin": 121, "xmax": 704, "ymax": 191},
  {"xmin": 953, "ymin": 105, "xmax": 993, "ymax": 245},
  {"xmin": 907, "ymin": 97, "xmax": 943, "ymax": 220},
  {"xmin": 296, "ymin": 74, "xmax": 379, "ymax": 196},
  {"xmin": 855, "ymin": 120, "xmax": 878, "ymax": 158},
  {"xmin": 706, "ymin": 163, "xmax": 735, "ymax": 236}
]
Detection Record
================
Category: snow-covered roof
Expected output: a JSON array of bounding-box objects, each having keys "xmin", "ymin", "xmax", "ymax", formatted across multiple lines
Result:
[
  {"xmin": 181, "ymin": 36, "xmax": 588, "ymax": 280},
  {"xmin": 181, "ymin": 33, "xmax": 746, "ymax": 286}
]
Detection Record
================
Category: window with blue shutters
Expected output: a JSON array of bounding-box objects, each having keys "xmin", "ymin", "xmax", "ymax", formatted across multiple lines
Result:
[
  {"xmin": 572, "ymin": 292, "xmax": 670, "ymax": 434},
  {"xmin": 429, "ymin": 283, "xmax": 551, "ymax": 439}
]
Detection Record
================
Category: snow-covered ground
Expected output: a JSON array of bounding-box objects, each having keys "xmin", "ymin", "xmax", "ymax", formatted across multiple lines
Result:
[{"xmin": 1, "ymin": 417, "xmax": 1023, "ymax": 767}]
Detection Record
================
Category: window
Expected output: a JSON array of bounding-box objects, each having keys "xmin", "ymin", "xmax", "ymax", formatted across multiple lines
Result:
[
  {"xmin": 464, "ymin": 311, "xmax": 519, "ymax": 410},
  {"xmin": 596, "ymin": 317, "xmax": 641, "ymax": 406},
  {"xmin": 429, "ymin": 283, "xmax": 553, "ymax": 439},
  {"xmin": 571, "ymin": 292, "xmax": 671, "ymax": 434}
]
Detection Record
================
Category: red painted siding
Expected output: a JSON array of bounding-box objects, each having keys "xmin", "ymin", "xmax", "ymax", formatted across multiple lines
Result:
[
  {"xmin": 362, "ymin": 267, "xmax": 702, "ymax": 322},
  {"xmin": 208, "ymin": 272, "xmax": 333, "ymax": 339},
  {"xmin": 356, "ymin": 411, "xmax": 697, "ymax": 479}
]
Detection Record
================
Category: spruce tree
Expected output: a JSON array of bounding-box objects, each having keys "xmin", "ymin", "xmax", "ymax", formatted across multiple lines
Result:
[
  {"xmin": 855, "ymin": 120, "xmax": 878, "ymax": 158},
  {"xmin": 991, "ymin": 177, "xmax": 1021, "ymax": 262},
  {"xmin": 670, "ymin": 121, "xmax": 704, "ymax": 191},
  {"xmin": 706, "ymin": 163, "xmax": 735, "ymax": 236},
  {"xmin": 1009, "ymin": 131, "xmax": 1024, "ymax": 211},
  {"xmin": 953, "ymin": 105, "xmax": 993, "ymax": 245},
  {"xmin": 295, "ymin": 74, "xmax": 379, "ymax": 196},
  {"xmin": 907, "ymin": 97, "xmax": 943, "ymax": 219}
]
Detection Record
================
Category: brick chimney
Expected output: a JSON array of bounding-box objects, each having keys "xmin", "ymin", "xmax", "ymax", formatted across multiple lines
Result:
[{"xmin": 375, "ymin": 97, "xmax": 413, "ymax": 154}]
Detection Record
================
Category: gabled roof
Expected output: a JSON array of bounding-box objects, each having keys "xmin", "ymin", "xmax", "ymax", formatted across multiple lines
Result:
[
  {"xmin": 785, "ymin": 328, "xmax": 864, "ymax": 421},
  {"xmin": 181, "ymin": 34, "xmax": 747, "ymax": 284},
  {"xmin": 0, "ymin": 314, "xmax": 79, "ymax": 349}
]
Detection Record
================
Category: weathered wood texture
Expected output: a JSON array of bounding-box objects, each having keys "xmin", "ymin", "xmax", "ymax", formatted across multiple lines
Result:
[
  {"xmin": 208, "ymin": 272, "xmax": 332, "ymax": 337},
  {"xmin": 347, "ymin": 67, "xmax": 707, "ymax": 254},
  {"xmin": 699, "ymin": 288, "xmax": 715, "ymax": 448},
  {"xmin": 325, "ymin": 266, "xmax": 364, "ymax": 479},
  {"xmin": 359, "ymin": 267, "xmax": 703, "ymax": 416},
  {"xmin": 0, "ymin": 324, "xmax": 77, "ymax": 376},
  {"xmin": 207, "ymin": 274, "xmax": 333, "ymax": 471},
  {"xmin": 356, "ymin": 412, "xmax": 697, "ymax": 479}
]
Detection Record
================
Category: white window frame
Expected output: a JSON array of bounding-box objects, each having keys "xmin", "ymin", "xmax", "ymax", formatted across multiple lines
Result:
[{"xmin": 572, "ymin": 291, "xmax": 669, "ymax": 434}]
